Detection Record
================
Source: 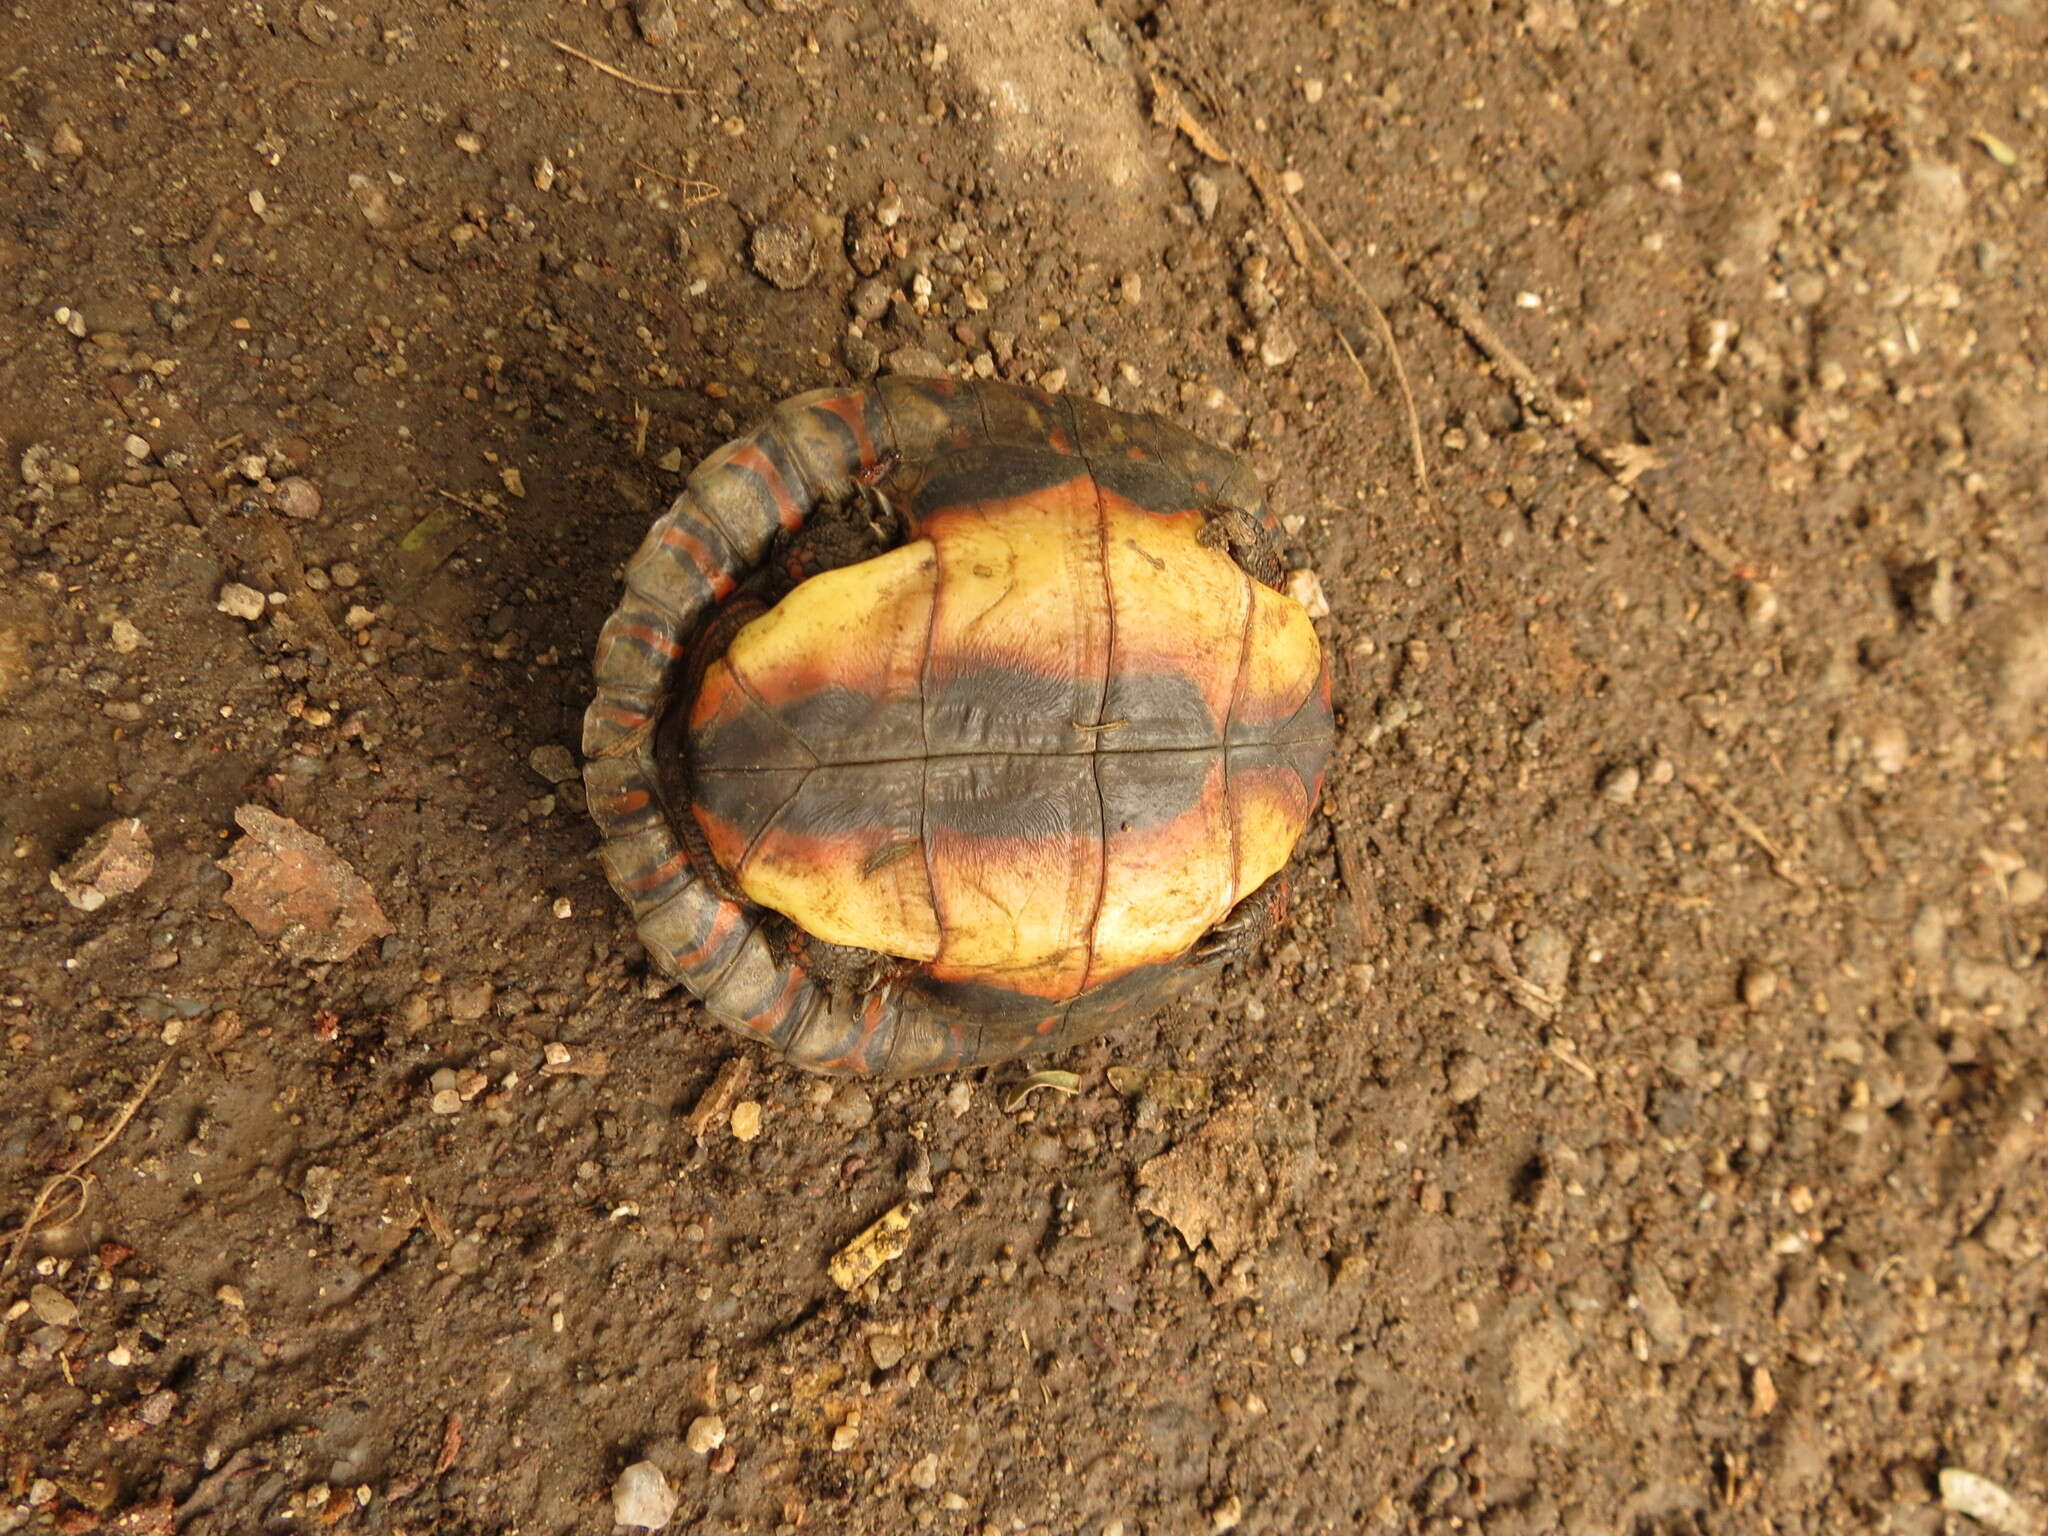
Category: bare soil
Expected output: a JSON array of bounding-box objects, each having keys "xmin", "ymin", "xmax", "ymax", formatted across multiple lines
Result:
[{"xmin": 4, "ymin": 2, "xmax": 2046, "ymax": 1534}]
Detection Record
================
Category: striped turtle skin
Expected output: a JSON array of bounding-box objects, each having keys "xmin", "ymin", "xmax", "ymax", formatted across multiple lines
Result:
[{"xmin": 585, "ymin": 378, "xmax": 1334, "ymax": 1077}]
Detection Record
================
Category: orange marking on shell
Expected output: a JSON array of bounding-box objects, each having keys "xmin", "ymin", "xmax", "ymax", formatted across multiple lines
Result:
[
  {"xmin": 611, "ymin": 787, "xmax": 652, "ymax": 816},
  {"xmin": 817, "ymin": 394, "xmax": 881, "ymax": 470},
  {"xmin": 728, "ymin": 441, "xmax": 804, "ymax": 532},
  {"xmin": 661, "ymin": 524, "xmax": 738, "ymax": 598},
  {"xmin": 688, "ymin": 804, "xmax": 754, "ymax": 883},
  {"xmin": 1046, "ymin": 428, "xmax": 1073, "ymax": 455},
  {"xmin": 593, "ymin": 700, "xmax": 651, "ymax": 730}
]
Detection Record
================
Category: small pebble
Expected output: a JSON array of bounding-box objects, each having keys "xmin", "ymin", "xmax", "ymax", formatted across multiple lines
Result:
[
  {"xmin": 1598, "ymin": 763, "xmax": 1641, "ymax": 805},
  {"xmin": 51, "ymin": 122, "xmax": 86, "ymax": 158},
  {"xmin": 273, "ymin": 476, "xmax": 322, "ymax": 521},
  {"xmin": 123, "ymin": 433, "xmax": 152, "ymax": 461},
  {"xmin": 685, "ymin": 1415, "xmax": 726, "ymax": 1455},
  {"xmin": 633, "ymin": 0, "xmax": 680, "ymax": 47},
  {"xmin": 1446, "ymin": 1052, "xmax": 1489, "ymax": 1104},
  {"xmin": 2009, "ymin": 868, "xmax": 2045, "ymax": 908},
  {"xmin": 330, "ymin": 561, "xmax": 361, "ymax": 588},
  {"xmin": 1257, "ymin": 319, "xmax": 1299, "ymax": 368},
  {"xmin": 909, "ymin": 1453, "xmax": 940, "ymax": 1490},
  {"xmin": 28, "ymin": 1283, "xmax": 78, "ymax": 1328},
  {"xmin": 829, "ymin": 1084, "xmax": 875, "ymax": 1131},
  {"xmin": 1284, "ymin": 568, "xmax": 1330, "ymax": 620},
  {"xmin": 49, "ymin": 817, "xmax": 154, "ymax": 912},
  {"xmin": 1866, "ymin": 720, "xmax": 1909, "ymax": 775},
  {"xmin": 611, "ymin": 1462, "xmax": 678, "ymax": 1531},
  {"xmin": 1742, "ymin": 580, "xmax": 1780, "ymax": 629},
  {"xmin": 1740, "ymin": 962, "xmax": 1779, "ymax": 1010},
  {"xmin": 1189, "ymin": 172, "xmax": 1220, "ymax": 222},
  {"xmin": 430, "ymin": 1088, "xmax": 463, "ymax": 1115},
  {"xmin": 216, "ymin": 582, "xmax": 267, "ymax": 622},
  {"xmin": 529, "ymin": 744, "xmax": 578, "ymax": 783},
  {"xmin": 868, "ymin": 1334, "xmax": 906, "ymax": 1371},
  {"xmin": 730, "ymin": 1100, "xmax": 763, "ymax": 1141},
  {"xmin": 851, "ymin": 277, "xmax": 893, "ymax": 322},
  {"xmin": 749, "ymin": 221, "xmax": 818, "ymax": 291},
  {"xmin": 1939, "ymin": 1469, "xmax": 2038, "ymax": 1536},
  {"xmin": 453, "ymin": 130, "xmax": 483, "ymax": 154},
  {"xmin": 216, "ymin": 1284, "xmax": 245, "ymax": 1310},
  {"xmin": 830, "ymin": 1422, "xmax": 859, "ymax": 1453}
]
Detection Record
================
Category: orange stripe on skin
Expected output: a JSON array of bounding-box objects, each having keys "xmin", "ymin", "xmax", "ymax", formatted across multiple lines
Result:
[
  {"xmin": 672, "ymin": 900, "xmax": 741, "ymax": 972},
  {"xmin": 625, "ymin": 846, "xmax": 692, "ymax": 898},
  {"xmin": 661, "ymin": 524, "xmax": 738, "ymax": 598},
  {"xmin": 815, "ymin": 394, "xmax": 881, "ymax": 471},
  {"xmin": 741, "ymin": 965, "xmax": 810, "ymax": 1039},
  {"xmin": 818, "ymin": 1005, "xmax": 892, "ymax": 1075},
  {"xmin": 727, "ymin": 441, "xmax": 804, "ymax": 532},
  {"xmin": 617, "ymin": 621, "xmax": 684, "ymax": 660},
  {"xmin": 608, "ymin": 787, "xmax": 653, "ymax": 817}
]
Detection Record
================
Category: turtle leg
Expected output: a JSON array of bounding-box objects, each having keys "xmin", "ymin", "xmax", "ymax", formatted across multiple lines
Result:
[
  {"xmin": 769, "ymin": 480, "xmax": 905, "ymax": 586},
  {"xmin": 1193, "ymin": 874, "xmax": 1288, "ymax": 965},
  {"xmin": 1197, "ymin": 505, "xmax": 1287, "ymax": 589}
]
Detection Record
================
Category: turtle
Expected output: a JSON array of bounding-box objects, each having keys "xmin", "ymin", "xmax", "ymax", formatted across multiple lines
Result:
[{"xmin": 583, "ymin": 377, "xmax": 1335, "ymax": 1077}]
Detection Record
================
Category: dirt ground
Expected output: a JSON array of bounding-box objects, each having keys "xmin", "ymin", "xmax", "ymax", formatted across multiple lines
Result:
[{"xmin": 4, "ymin": 0, "xmax": 2046, "ymax": 1532}]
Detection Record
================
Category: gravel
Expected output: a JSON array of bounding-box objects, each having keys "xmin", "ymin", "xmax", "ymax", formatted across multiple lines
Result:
[{"xmin": 611, "ymin": 1462, "xmax": 677, "ymax": 1530}]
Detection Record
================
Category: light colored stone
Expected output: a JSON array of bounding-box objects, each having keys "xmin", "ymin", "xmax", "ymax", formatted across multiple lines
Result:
[
  {"xmin": 1284, "ymin": 568, "xmax": 1330, "ymax": 620},
  {"xmin": 611, "ymin": 1462, "xmax": 678, "ymax": 1530},
  {"xmin": 216, "ymin": 582, "xmax": 267, "ymax": 621},
  {"xmin": 685, "ymin": 1415, "xmax": 726, "ymax": 1455}
]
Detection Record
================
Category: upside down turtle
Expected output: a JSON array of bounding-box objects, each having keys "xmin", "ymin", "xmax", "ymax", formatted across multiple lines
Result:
[{"xmin": 583, "ymin": 377, "xmax": 1334, "ymax": 1077}]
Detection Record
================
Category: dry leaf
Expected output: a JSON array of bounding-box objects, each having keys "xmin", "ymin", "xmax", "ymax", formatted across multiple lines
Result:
[{"xmin": 217, "ymin": 805, "xmax": 393, "ymax": 961}]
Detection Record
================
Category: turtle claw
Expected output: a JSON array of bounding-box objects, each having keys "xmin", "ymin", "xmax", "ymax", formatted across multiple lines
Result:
[
  {"xmin": 1198, "ymin": 505, "xmax": 1286, "ymax": 588},
  {"xmin": 1193, "ymin": 876, "xmax": 1288, "ymax": 966}
]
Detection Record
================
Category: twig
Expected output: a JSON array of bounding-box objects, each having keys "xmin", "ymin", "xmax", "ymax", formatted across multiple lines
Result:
[
  {"xmin": 628, "ymin": 160, "xmax": 723, "ymax": 207},
  {"xmin": 2, "ymin": 1056, "xmax": 171, "ymax": 1276},
  {"xmin": 1144, "ymin": 62, "xmax": 1428, "ymax": 498},
  {"xmin": 1421, "ymin": 281, "xmax": 1749, "ymax": 577},
  {"xmin": 1683, "ymin": 773, "xmax": 1810, "ymax": 888},
  {"xmin": 1330, "ymin": 326, "xmax": 1377, "ymax": 400},
  {"xmin": 549, "ymin": 39, "xmax": 699, "ymax": 96},
  {"xmin": 1284, "ymin": 192, "xmax": 1430, "ymax": 497},
  {"xmin": 435, "ymin": 488, "xmax": 494, "ymax": 516}
]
